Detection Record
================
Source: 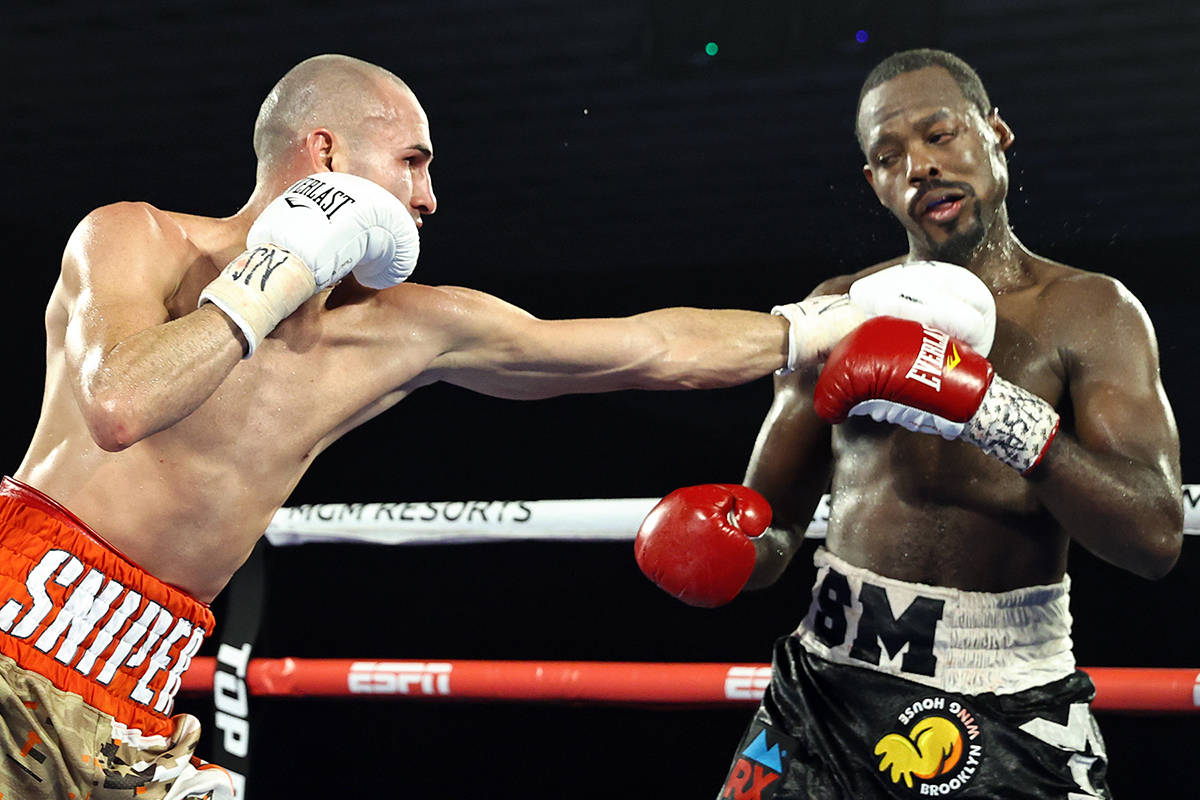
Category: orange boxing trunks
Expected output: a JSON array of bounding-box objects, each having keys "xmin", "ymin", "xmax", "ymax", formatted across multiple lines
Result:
[{"xmin": 0, "ymin": 477, "xmax": 236, "ymax": 798}]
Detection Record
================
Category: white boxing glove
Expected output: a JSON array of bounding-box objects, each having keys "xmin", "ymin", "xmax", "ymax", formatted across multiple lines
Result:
[
  {"xmin": 848, "ymin": 260, "xmax": 995, "ymax": 356},
  {"xmin": 200, "ymin": 172, "xmax": 420, "ymax": 357},
  {"xmin": 771, "ymin": 260, "xmax": 996, "ymax": 375}
]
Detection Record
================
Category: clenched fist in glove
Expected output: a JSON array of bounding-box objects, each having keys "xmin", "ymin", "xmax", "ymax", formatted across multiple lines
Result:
[
  {"xmin": 634, "ymin": 484, "xmax": 772, "ymax": 608},
  {"xmin": 813, "ymin": 316, "xmax": 1060, "ymax": 475},
  {"xmin": 200, "ymin": 172, "xmax": 420, "ymax": 357},
  {"xmin": 771, "ymin": 260, "xmax": 997, "ymax": 375}
]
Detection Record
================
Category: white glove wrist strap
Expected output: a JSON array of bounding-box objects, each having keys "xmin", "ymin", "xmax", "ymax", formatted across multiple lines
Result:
[
  {"xmin": 770, "ymin": 303, "xmax": 807, "ymax": 376},
  {"xmin": 771, "ymin": 295, "xmax": 864, "ymax": 376},
  {"xmin": 962, "ymin": 376, "xmax": 1060, "ymax": 475},
  {"xmin": 198, "ymin": 245, "xmax": 316, "ymax": 358}
]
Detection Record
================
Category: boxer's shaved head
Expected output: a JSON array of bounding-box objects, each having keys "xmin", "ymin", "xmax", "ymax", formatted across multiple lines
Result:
[{"xmin": 253, "ymin": 54, "xmax": 414, "ymax": 176}]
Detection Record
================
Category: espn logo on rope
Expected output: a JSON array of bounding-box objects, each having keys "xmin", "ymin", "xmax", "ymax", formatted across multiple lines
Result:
[
  {"xmin": 348, "ymin": 661, "xmax": 452, "ymax": 695},
  {"xmin": 725, "ymin": 666, "xmax": 771, "ymax": 700}
]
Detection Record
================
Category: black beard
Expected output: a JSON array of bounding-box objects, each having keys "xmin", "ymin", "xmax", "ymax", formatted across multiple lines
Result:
[
  {"xmin": 925, "ymin": 214, "xmax": 987, "ymax": 265},
  {"xmin": 908, "ymin": 179, "xmax": 989, "ymax": 265}
]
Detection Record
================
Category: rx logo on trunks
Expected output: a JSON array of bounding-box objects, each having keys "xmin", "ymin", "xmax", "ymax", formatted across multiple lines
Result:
[
  {"xmin": 874, "ymin": 695, "xmax": 984, "ymax": 795},
  {"xmin": 721, "ymin": 723, "xmax": 797, "ymax": 800},
  {"xmin": 811, "ymin": 567, "xmax": 945, "ymax": 676}
]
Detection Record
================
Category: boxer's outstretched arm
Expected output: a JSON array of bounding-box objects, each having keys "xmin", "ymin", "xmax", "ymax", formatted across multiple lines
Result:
[
  {"xmin": 61, "ymin": 204, "xmax": 246, "ymax": 451},
  {"xmin": 1027, "ymin": 277, "xmax": 1182, "ymax": 579},
  {"xmin": 418, "ymin": 286, "xmax": 789, "ymax": 398}
]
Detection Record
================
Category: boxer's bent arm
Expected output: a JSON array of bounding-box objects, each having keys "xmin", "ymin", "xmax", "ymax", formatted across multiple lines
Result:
[
  {"xmin": 420, "ymin": 287, "xmax": 788, "ymax": 399},
  {"xmin": 1028, "ymin": 278, "xmax": 1182, "ymax": 579},
  {"xmin": 738, "ymin": 278, "xmax": 850, "ymax": 588},
  {"xmin": 741, "ymin": 369, "xmax": 834, "ymax": 589},
  {"xmin": 62, "ymin": 204, "xmax": 246, "ymax": 451}
]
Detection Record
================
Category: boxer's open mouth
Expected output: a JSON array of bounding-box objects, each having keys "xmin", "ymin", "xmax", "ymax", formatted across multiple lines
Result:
[{"xmin": 919, "ymin": 193, "xmax": 965, "ymax": 223}]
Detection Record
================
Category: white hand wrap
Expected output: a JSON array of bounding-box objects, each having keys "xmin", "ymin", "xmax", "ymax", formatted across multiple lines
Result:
[
  {"xmin": 771, "ymin": 295, "xmax": 867, "ymax": 375},
  {"xmin": 849, "ymin": 260, "xmax": 996, "ymax": 356},
  {"xmin": 962, "ymin": 376, "xmax": 1060, "ymax": 475}
]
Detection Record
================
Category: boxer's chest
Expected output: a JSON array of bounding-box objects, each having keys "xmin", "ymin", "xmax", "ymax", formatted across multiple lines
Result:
[
  {"xmin": 830, "ymin": 282, "xmax": 1065, "ymax": 513},
  {"xmin": 986, "ymin": 286, "xmax": 1068, "ymax": 407}
]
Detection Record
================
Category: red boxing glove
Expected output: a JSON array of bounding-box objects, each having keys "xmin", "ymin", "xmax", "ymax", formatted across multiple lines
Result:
[
  {"xmin": 634, "ymin": 484, "xmax": 771, "ymax": 608},
  {"xmin": 814, "ymin": 316, "xmax": 1060, "ymax": 475},
  {"xmin": 813, "ymin": 316, "xmax": 994, "ymax": 428}
]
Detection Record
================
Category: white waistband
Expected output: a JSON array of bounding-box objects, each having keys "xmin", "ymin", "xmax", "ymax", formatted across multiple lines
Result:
[{"xmin": 795, "ymin": 548, "xmax": 1075, "ymax": 696}]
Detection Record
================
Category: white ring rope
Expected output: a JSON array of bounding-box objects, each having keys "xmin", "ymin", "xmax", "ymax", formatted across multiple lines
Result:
[{"xmin": 265, "ymin": 486, "xmax": 1200, "ymax": 546}]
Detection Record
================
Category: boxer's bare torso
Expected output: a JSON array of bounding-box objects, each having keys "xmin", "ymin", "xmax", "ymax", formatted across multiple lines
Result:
[
  {"xmin": 744, "ymin": 61, "xmax": 1180, "ymax": 595},
  {"xmin": 746, "ymin": 252, "xmax": 1181, "ymax": 593},
  {"xmin": 17, "ymin": 204, "xmax": 438, "ymax": 601},
  {"xmin": 17, "ymin": 202, "xmax": 787, "ymax": 602}
]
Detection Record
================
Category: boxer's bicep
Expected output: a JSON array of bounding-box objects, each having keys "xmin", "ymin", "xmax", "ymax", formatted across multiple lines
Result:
[
  {"xmin": 61, "ymin": 205, "xmax": 179, "ymax": 412},
  {"xmin": 739, "ymin": 375, "xmax": 831, "ymax": 588},
  {"xmin": 434, "ymin": 311, "xmax": 671, "ymax": 399},
  {"xmin": 744, "ymin": 374, "xmax": 833, "ymax": 534},
  {"xmin": 745, "ymin": 270, "xmax": 842, "ymax": 532},
  {"xmin": 61, "ymin": 205, "xmax": 176, "ymax": 374},
  {"xmin": 1066, "ymin": 283, "xmax": 1180, "ymax": 484}
]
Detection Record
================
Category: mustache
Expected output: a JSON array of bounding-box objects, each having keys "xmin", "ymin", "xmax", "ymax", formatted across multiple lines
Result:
[{"xmin": 908, "ymin": 179, "xmax": 976, "ymax": 219}]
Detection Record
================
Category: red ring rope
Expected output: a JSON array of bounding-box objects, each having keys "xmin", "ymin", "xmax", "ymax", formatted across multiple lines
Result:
[{"xmin": 180, "ymin": 658, "xmax": 1200, "ymax": 712}]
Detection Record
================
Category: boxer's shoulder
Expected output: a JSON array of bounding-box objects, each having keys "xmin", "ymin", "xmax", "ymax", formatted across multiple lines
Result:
[
  {"xmin": 1016, "ymin": 256, "xmax": 1125, "ymax": 304},
  {"xmin": 1002, "ymin": 258, "xmax": 1157, "ymax": 380},
  {"xmin": 371, "ymin": 283, "xmax": 526, "ymax": 330},
  {"xmin": 65, "ymin": 202, "xmax": 203, "ymax": 282},
  {"xmin": 332, "ymin": 283, "xmax": 503, "ymax": 364},
  {"xmin": 75, "ymin": 201, "xmax": 190, "ymax": 245},
  {"xmin": 1025, "ymin": 259, "xmax": 1149, "ymax": 335}
]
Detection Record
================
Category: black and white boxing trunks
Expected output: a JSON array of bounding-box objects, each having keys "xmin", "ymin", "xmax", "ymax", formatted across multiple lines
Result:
[{"xmin": 718, "ymin": 548, "xmax": 1109, "ymax": 799}]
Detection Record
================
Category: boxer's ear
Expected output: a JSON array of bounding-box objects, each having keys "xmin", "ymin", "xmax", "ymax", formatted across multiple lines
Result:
[
  {"xmin": 303, "ymin": 129, "xmax": 335, "ymax": 172},
  {"xmin": 986, "ymin": 108, "xmax": 1014, "ymax": 152}
]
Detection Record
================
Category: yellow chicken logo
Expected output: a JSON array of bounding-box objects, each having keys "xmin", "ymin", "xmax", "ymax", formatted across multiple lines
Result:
[
  {"xmin": 944, "ymin": 343, "xmax": 962, "ymax": 372},
  {"xmin": 874, "ymin": 716, "xmax": 963, "ymax": 788}
]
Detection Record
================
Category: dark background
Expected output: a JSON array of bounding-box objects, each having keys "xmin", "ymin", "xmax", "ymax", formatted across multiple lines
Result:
[{"xmin": 5, "ymin": 1, "xmax": 1199, "ymax": 796}]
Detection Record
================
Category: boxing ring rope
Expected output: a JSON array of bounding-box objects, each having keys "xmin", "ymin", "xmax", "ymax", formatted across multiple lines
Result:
[
  {"xmin": 178, "ymin": 657, "xmax": 1200, "ymax": 713},
  {"xmin": 262, "ymin": 488, "xmax": 1200, "ymax": 546},
  {"xmin": 194, "ymin": 488, "xmax": 1200, "ymax": 714}
]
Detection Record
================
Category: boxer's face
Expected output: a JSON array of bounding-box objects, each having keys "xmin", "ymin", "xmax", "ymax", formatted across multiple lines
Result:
[
  {"xmin": 858, "ymin": 66, "xmax": 1013, "ymax": 265},
  {"xmin": 333, "ymin": 85, "xmax": 437, "ymax": 227}
]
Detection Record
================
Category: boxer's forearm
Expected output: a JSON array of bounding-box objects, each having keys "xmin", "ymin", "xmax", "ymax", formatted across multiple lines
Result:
[
  {"xmin": 631, "ymin": 308, "xmax": 788, "ymax": 389},
  {"xmin": 745, "ymin": 525, "xmax": 806, "ymax": 590},
  {"xmin": 439, "ymin": 307, "xmax": 788, "ymax": 400},
  {"xmin": 1028, "ymin": 434, "xmax": 1183, "ymax": 579},
  {"xmin": 77, "ymin": 305, "xmax": 246, "ymax": 451},
  {"xmin": 741, "ymin": 377, "xmax": 832, "ymax": 590}
]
